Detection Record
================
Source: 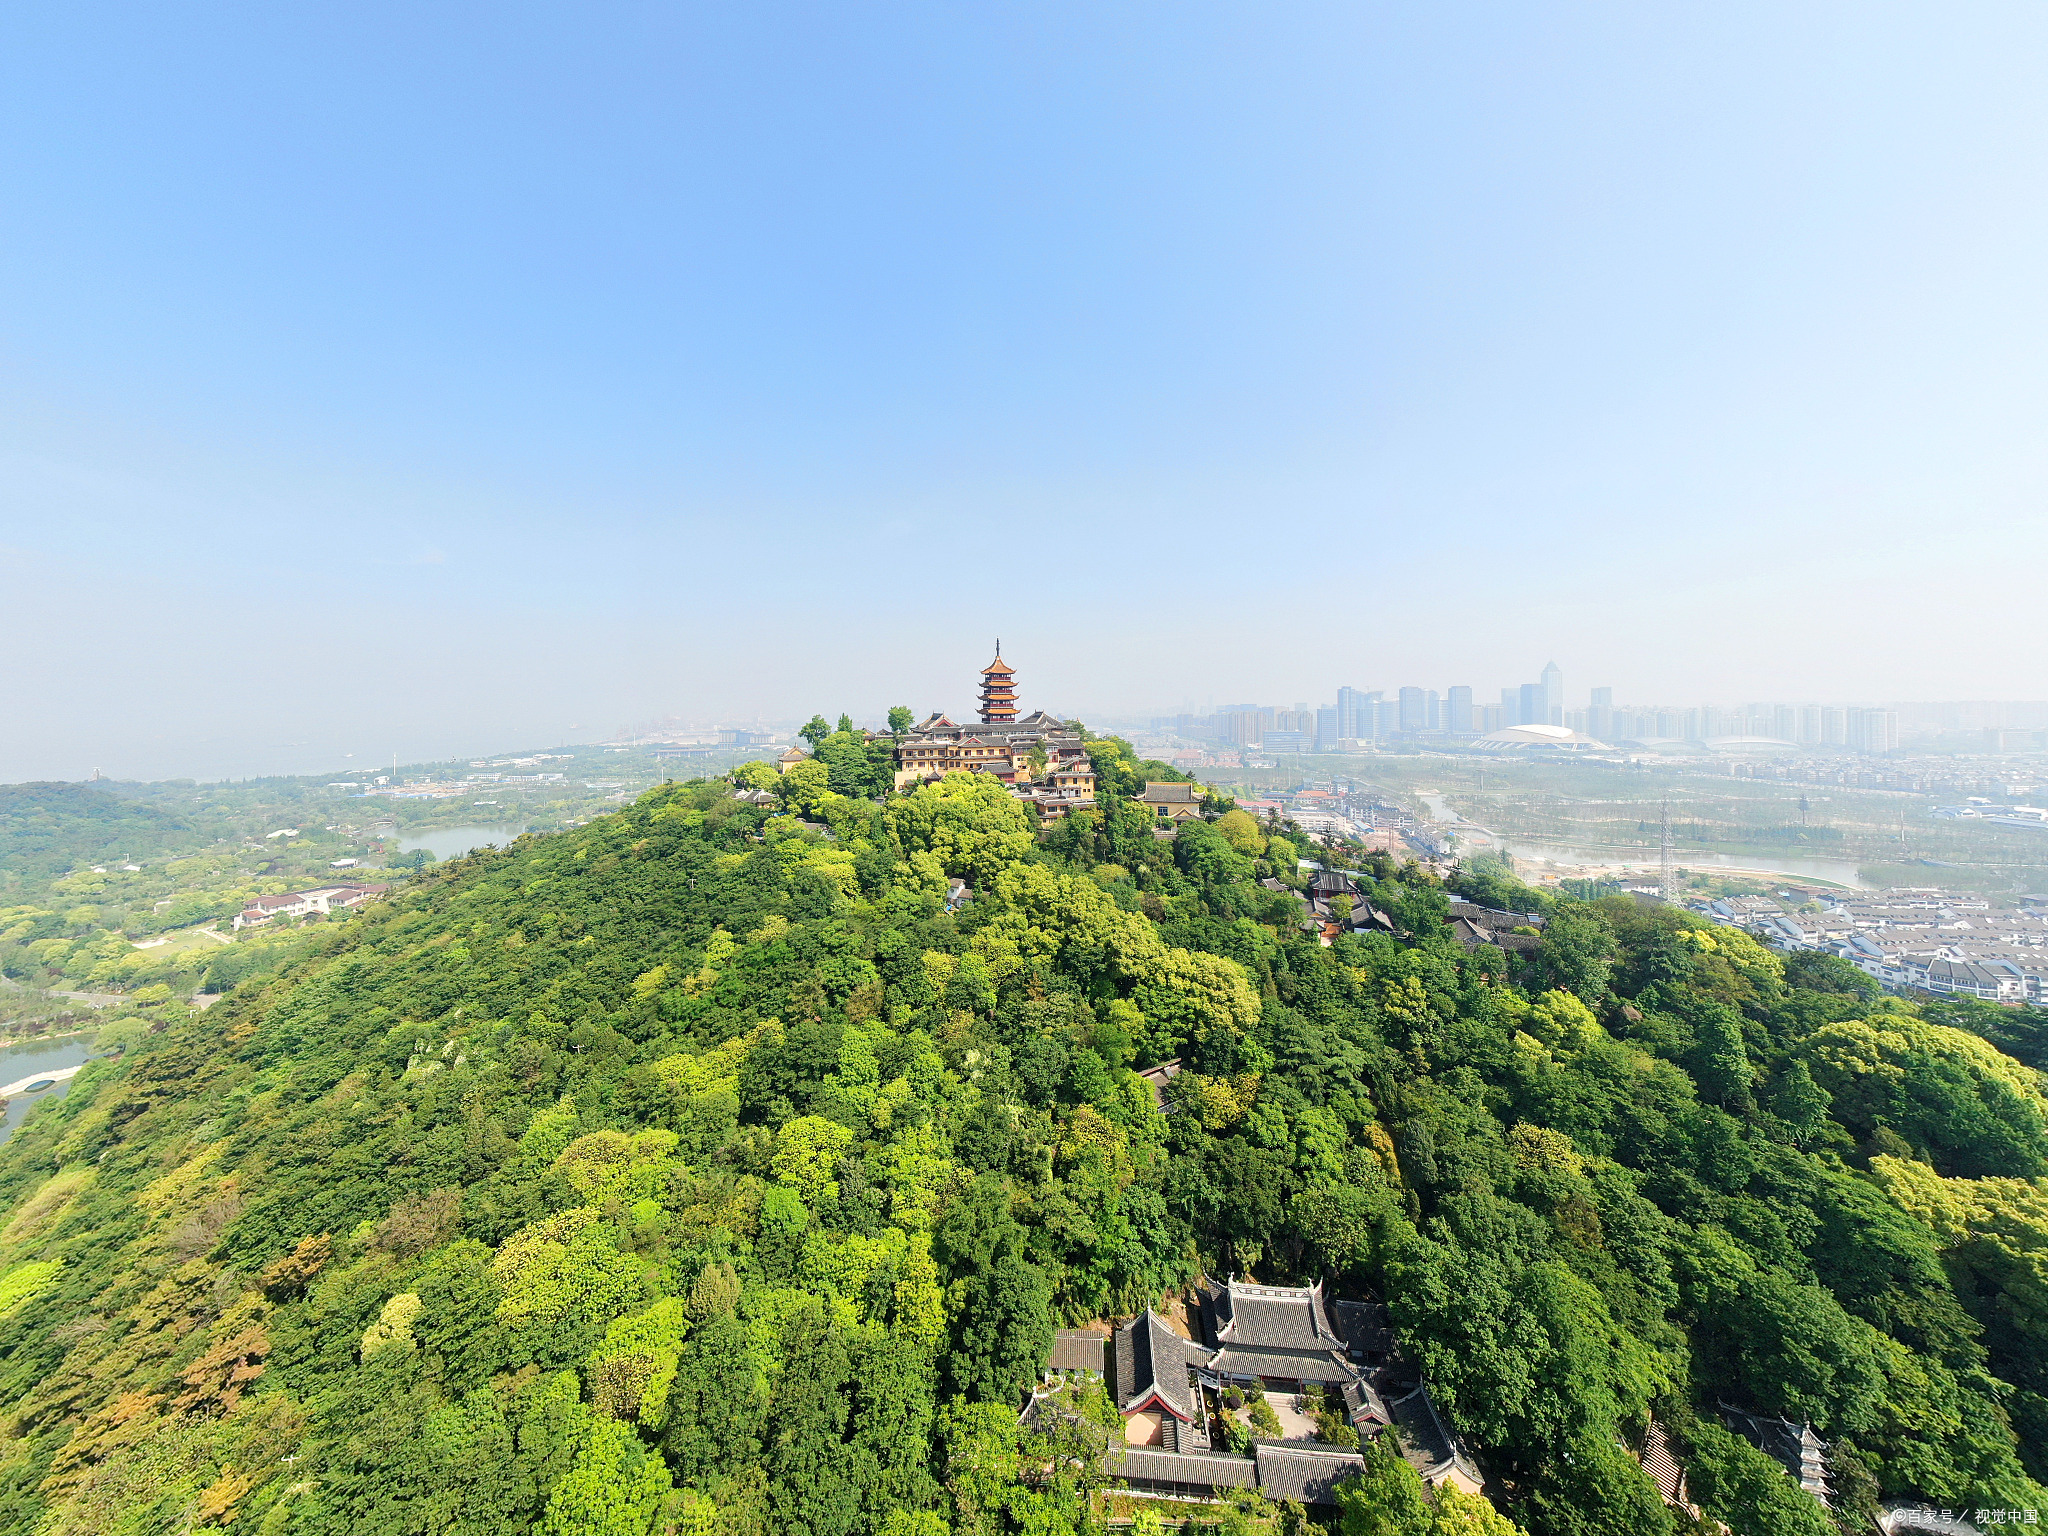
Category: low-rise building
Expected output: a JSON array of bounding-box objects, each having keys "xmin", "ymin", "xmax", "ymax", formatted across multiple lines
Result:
[
  {"xmin": 233, "ymin": 884, "xmax": 389, "ymax": 931},
  {"xmin": 1137, "ymin": 782, "xmax": 1204, "ymax": 823}
]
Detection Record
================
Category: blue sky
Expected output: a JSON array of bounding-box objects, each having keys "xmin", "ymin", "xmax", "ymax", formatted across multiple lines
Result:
[{"xmin": 3, "ymin": 2, "xmax": 2044, "ymax": 779}]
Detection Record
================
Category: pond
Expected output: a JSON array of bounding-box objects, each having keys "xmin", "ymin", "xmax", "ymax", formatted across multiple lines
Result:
[
  {"xmin": 397, "ymin": 823, "xmax": 530, "ymax": 861},
  {"xmin": 0, "ymin": 1033, "xmax": 98, "ymax": 1147}
]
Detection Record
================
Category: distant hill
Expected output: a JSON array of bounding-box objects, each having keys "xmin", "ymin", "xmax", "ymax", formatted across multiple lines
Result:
[{"xmin": 0, "ymin": 782, "xmax": 195, "ymax": 887}]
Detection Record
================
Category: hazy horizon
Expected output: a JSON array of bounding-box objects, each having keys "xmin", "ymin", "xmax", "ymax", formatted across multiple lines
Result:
[{"xmin": 6, "ymin": 2, "xmax": 2047, "ymax": 783}]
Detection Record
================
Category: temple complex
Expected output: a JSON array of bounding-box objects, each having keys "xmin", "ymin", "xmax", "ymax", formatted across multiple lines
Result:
[
  {"xmin": 1029, "ymin": 1277, "xmax": 1481, "ymax": 1507},
  {"xmin": 892, "ymin": 648, "xmax": 1097, "ymax": 818}
]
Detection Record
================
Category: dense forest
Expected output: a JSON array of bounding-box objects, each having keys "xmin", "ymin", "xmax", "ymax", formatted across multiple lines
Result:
[{"xmin": 0, "ymin": 735, "xmax": 2040, "ymax": 1536}]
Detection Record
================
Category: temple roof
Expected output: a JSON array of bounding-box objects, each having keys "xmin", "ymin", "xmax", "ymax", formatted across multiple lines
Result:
[
  {"xmin": 1210, "ymin": 1279, "xmax": 1343, "ymax": 1350},
  {"xmin": 1100, "ymin": 1447, "xmax": 1256, "ymax": 1490},
  {"xmin": 1255, "ymin": 1445, "xmax": 1366, "ymax": 1505},
  {"xmin": 982, "ymin": 655, "xmax": 1014, "ymax": 675},
  {"xmin": 1207, "ymin": 1346, "xmax": 1357, "ymax": 1383},
  {"xmin": 1049, "ymin": 1328, "xmax": 1109, "ymax": 1374},
  {"xmin": 1116, "ymin": 1311, "xmax": 1202, "ymax": 1420}
]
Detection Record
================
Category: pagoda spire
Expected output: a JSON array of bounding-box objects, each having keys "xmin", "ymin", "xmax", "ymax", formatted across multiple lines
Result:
[{"xmin": 979, "ymin": 643, "xmax": 1018, "ymax": 724}]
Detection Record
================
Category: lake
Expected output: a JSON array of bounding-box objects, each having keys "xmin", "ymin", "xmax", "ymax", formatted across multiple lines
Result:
[
  {"xmin": 398, "ymin": 823, "xmax": 529, "ymax": 861},
  {"xmin": 0, "ymin": 1034, "xmax": 98, "ymax": 1147}
]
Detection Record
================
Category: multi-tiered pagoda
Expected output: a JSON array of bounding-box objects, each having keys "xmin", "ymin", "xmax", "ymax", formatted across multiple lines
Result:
[{"xmin": 979, "ymin": 644, "xmax": 1019, "ymax": 724}]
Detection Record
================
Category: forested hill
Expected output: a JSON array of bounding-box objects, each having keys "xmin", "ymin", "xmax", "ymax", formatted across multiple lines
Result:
[
  {"xmin": 0, "ymin": 783, "xmax": 195, "ymax": 890},
  {"xmin": 0, "ymin": 745, "xmax": 2041, "ymax": 1536}
]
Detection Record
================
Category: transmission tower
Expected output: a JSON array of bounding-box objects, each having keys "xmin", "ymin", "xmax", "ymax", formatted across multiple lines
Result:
[{"xmin": 1659, "ymin": 793, "xmax": 1676, "ymax": 902}]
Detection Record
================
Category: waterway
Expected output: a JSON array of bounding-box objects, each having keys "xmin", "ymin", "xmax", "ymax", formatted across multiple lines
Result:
[
  {"xmin": 397, "ymin": 823, "xmax": 529, "ymax": 861},
  {"xmin": 1414, "ymin": 793, "xmax": 1866, "ymax": 888},
  {"xmin": 0, "ymin": 1034, "xmax": 97, "ymax": 1147}
]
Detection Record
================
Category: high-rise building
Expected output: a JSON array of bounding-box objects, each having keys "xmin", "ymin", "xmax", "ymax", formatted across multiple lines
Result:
[
  {"xmin": 1336, "ymin": 686, "xmax": 1367, "ymax": 740},
  {"xmin": 1447, "ymin": 686, "xmax": 1474, "ymax": 734},
  {"xmin": 1540, "ymin": 661, "xmax": 1563, "ymax": 725},
  {"xmin": 1500, "ymin": 687, "xmax": 1519, "ymax": 725},
  {"xmin": 1398, "ymin": 687, "xmax": 1426, "ymax": 733},
  {"xmin": 1315, "ymin": 706, "xmax": 1338, "ymax": 748},
  {"xmin": 1480, "ymin": 704, "xmax": 1505, "ymax": 732},
  {"xmin": 1845, "ymin": 708, "xmax": 1894, "ymax": 754},
  {"xmin": 1821, "ymin": 708, "xmax": 1848, "ymax": 747},
  {"xmin": 1519, "ymin": 683, "xmax": 1545, "ymax": 727},
  {"xmin": 1589, "ymin": 687, "xmax": 1612, "ymax": 709}
]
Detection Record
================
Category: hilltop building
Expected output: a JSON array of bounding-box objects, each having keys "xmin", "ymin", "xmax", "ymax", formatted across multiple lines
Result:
[
  {"xmin": 892, "ymin": 648, "xmax": 1098, "ymax": 819},
  {"xmin": 1137, "ymin": 781, "xmax": 1205, "ymax": 824}
]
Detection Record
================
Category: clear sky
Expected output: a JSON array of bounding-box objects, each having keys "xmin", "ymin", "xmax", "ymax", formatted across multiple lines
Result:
[{"xmin": 3, "ymin": 2, "xmax": 2045, "ymax": 780}]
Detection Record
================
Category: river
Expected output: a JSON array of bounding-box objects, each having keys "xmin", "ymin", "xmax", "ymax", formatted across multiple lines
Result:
[
  {"xmin": 0, "ymin": 1034, "xmax": 98, "ymax": 1147},
  {"xmin": 397, "ymin": 823, "xmax": 530, "ymax": 861},
  {"xmin": 1415, "ymin": 793, "xmax": 1866, "ymax": 887}
]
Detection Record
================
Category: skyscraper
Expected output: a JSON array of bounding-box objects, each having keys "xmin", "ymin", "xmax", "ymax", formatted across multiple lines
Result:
[
  {"xmin": 1398, "ymin": 687, "xmax": 1426, "ymax": 733},
  {"xmin": 1336, "ymin": 685, "xmax": 1366, "ymax": 740},
  {"xmin": 1587, "ymin": 689, "xmax": 1612, "ymax": 741},
  {"xmin": 1447, "ymin": 686, "xmax": 1474, "ymax": 734},
  {"xmin": 1541, "ymin": 661, "xmax": 1563, "ymax": 726},
  {"xmin": 1519, "ymin": 682, "xmax": 1544, "ymax": 727}
]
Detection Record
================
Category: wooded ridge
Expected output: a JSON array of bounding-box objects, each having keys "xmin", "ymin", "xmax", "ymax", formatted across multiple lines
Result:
[{"xmin": 0, "ymin": 736, "xmax": 2038, "ymax": 1536}]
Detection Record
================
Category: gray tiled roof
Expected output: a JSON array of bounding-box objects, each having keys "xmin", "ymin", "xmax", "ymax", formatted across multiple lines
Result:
[
  {"xmin": 1330, "ymin": 1299, "xmax": 1392, "ymax": 1356},
  {"xmin": 1213, "ymin": 1281, "xmax": 1341, "ymax": 1350},
  {"xmin": 1254, "ymin": 1444, "xmax": 1366, "ymax": 1505},
  {"xmin": 1049, "ymin": 1329, "xmax": 1107, "ymax": 1374},
  {"xmin": 1390, "ymin": 1383, "xmax": 1482, "ymax": 1485},
  {"xmin": 1102, "ymin": 1448, "xmax": 1257, "ymax": 1489},
  {"xmin": 1119, "ymin": 1312, "xmax": 1200, "ymax": 1419},
  {"xmin": 1207, "ymin": 1346, "xmax": 1358, "ymax": 1384}
]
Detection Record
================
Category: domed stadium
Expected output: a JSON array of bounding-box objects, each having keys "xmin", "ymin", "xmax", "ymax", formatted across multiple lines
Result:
[{"xmin": 1470, "ymin": 722, "xmax": 1612, "ymax": 752}]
